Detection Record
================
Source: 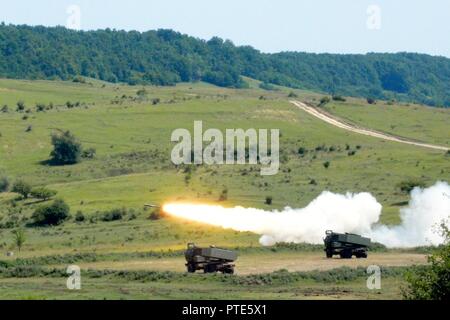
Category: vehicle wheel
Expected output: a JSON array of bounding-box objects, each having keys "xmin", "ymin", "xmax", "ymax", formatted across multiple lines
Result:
[
  {"xmin": 204, "ymin": 264, "xmax": 216, "ymax": 273},
  {"xmin": 187, "ymin": 264, "xmax": 196, "ymax": 273},
  {"xmin": 326, "ymin": 250, "xmax": 333, "ymax": 258},
  {"xmin": 340, "ymin": 249, "xmax": 352, "ymax": 259},
  {"xmin": 223, "ymin": 267, "xmax": 234, "ymax": 275}
]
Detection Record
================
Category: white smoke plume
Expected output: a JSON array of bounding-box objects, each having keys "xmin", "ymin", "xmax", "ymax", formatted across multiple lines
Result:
[{"xmin": 163, "ymin": 181, "xmax": 450, "ymax": 248}]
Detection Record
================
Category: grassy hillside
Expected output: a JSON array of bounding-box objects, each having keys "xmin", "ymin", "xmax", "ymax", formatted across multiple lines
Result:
[{"xmin": 0, "ymin": 78, "xmax": 448, "ymax": 299}]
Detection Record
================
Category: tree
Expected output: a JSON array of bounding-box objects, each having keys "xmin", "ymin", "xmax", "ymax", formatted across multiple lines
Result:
[
  {"xmin": 403, "ymin": 223, "xmax": 450, "ymax": 300},
  {"xmin": 50, "ymin": 131, "xmax": 82, "ymax": 165},
  {"xmin": 12, "ymin": 180, "xmax": 32, "ymax": 199},
  {"xmin": 30, "ymin": 187, "xmax": 57, "ymax": 201},
  {"xmin": 12, "ymin": 228, "xmax": 26, "ymax": 252},
  {"xmin": 16, "ymin": 101, "xmax": 25, "ymax": 112},
  {"xmin": 32, "ymin": 199, "xmax": 70, "ymax": 226}
]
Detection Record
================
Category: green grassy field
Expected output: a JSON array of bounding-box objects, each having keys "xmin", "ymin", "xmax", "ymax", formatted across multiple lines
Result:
[{"xmin": 0, "ymin": 78, "xmax": 448, "ymax": 299}]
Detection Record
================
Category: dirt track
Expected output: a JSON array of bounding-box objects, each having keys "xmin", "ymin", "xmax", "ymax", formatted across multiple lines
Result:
[
  {"xmin": 290, "ymin": 100, "xmax": 449, "ymax": 151},
  {"xmin": 75, "ymin": 252, "xmax": 427, "ymax": 275}
]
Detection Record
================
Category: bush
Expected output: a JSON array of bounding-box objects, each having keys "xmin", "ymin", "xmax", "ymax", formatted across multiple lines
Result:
[
  {"xmin": 35, "ymin": 103, "xmax": 46, "ymax": 112},
  {"xmin": 72, "ymin": 76, "xmax": 86, "ymax": 83},
  {"xmin": 259, "ymin": 82, "xmax": 278, "ymax": 91},
  {"xmin": 81, "ymin": 148, "xmax": 96, "ymax": 159},
  {"xmin": 74, "ymin": 211, "xmax": 85, "ymax": 222},
  {"xmin": 318, "ymin": 96, "xmax": 330, "ymax": 107},
  {"xmin": 0, "ymin": 176, "xmax": 9, "ymax": 192},
  {"xmin": 332, "ymin": 95, "xmax": 346, "ymax": 102},
  {"xmin": 397, "ymin": 179, "xmax": 426, "ymax": 194},
  {"xmin": 265, "ymin": 196, "xmax": 273, "ymax": 205},
  {"xmin": 50, "ymin": 131, "xmax": 82, "ymax": 165},
  {"xmin": 367, "ymin": 97, "xmax": 377, "ymax": 105},
  {"xmin": 403, "ymin": 224, "xmax": 450, "ymax": 300},
  {"xmin": 12, "ymin": 180, "xmax": 32, "ymax": 199},
  {"xmin": 288, "ymin": 91, "xmax": 298, "ymax": 98},
  {"xmin": 30, "ymin": 187, "xmax": 57, "ymax": 201},
  {"xmin": 1, "ymin": 105, "xmax": 9, "ymax": 113},
  {"xmin": 323, "ymin": 161, "xmax": 330, "ymax": 169},
  {"xmin": 16, "ymin": 101, "xmax": 25, "ymax": 112},
  {"xmin": 32, "ymin": 199, "xmax": 70, "ymax": 226},
  {"xmin": 219, "ymin": 188, "xmax": 228, "ymax": 201},
  {"xmin": 298, "ymin": 147, "xmax": 307, "ymax": 156},
  {"xmin": 152, "ymin": 98, "xmax": 161, "ymax": 105},
  {"xmin": 136, "ymin": 88, "xmax": 148, "ymax": 96},
  {"xmin": 100, "ymin": 208, "xmax": 125, "ymax": 222}
]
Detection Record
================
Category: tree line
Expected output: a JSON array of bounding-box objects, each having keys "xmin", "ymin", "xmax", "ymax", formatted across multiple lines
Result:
[{"xmin": 1, "ymin": 24, "xmax": 450, "ymax": 106}]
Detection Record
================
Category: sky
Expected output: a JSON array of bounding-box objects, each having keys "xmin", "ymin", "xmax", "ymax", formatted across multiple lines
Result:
[{"xmin": 1, "ymin": 0, "xmax": 449, "ymax": 57}]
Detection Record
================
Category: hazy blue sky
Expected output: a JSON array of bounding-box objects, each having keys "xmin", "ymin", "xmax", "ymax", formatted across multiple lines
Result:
[{"xmin": 1, "ymin": 0, "xmax": 449, "ymax": 57}]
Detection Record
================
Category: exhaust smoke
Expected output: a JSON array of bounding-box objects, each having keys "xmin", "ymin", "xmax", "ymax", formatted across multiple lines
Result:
[{"xmin": 163, "ymin": 182, "xmax": 450, "ymax": 248}]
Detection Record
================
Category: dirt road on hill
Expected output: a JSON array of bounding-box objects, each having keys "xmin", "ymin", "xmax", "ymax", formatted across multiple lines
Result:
[{"xmin": 290, "ymin": 100, "xmax": 449, "ymax": 151}]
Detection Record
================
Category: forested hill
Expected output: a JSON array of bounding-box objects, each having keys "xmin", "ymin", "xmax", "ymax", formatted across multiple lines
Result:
[{"xmin": 1, "ymin": 24, "xmax": 450, "ymax": 107}]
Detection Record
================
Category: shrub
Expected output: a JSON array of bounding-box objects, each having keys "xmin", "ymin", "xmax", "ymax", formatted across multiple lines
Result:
[
  {"xmin": 30, "ymin": 187, "xmax": 57, "ymax": 201},
  {"xmin": 265, "ymin": 196, "xmax": 273, "ymax": 205},
  {"xmin": 16, "ymin": 101, "xmax": 25, "ymax": 112},
  {"xmin": 332, "ymin": 95, "xmax": 346, "ymax": 102},
  {"xmin": 35, "ymin": 103, "xmax": 46, "ymax": 112},
  {"xmin": 32, "ymin": 199, "xmax": 70, "ymax": 226},
  {"xmin": 25, "ymin": 125, "xmax": 32, "ymax": 132},
  {"xmin": 12, "ymin": 180, "xmax": 32, "ymax": 199},
  {"xmin": 259, "ymin": 82, "xmax": 278, "ymax": 91},
  {"xmin": 0, "ymin": 176, "xmax": 9, "ymax": 192},
  {"xmin": 50, "ymin": 131, "xmax": 82, "ymax": 165},
  {"xmin": 74, "ymin": 211, "xmax": 85, "ymax": 222},
  {"xmin": 219, "ymin": 188, "xmax": 228, "ymax": 201},
  {"xmin": 136, "ymin": 88, "xmax": 148, "ymax": 96},
  {"xmin": 318, "ymin": 96, "xmax": 330, "ymax": 106},
  {"xmin": 152, "ymin": 98, "xmax": 161, "ymax": 105},
  {"xmin": 288, "ymin": 91, "xmax": 298, "ymax": 98},
  {"xmin": 403, "ymin": 224, "xmax": 450, "ymax": 300},
  {"xmin": 367, "ymin": 97, "xmax": 377, "ymax": 105},
  {"xmin": 323, "ymin": 161, "xmax": 330, "ymax": 169},
  {"xmin": 397, "ymin": 179, "xmax": 426, "ymax": 194},
  {"xmin": 298, "ymin": 147, "xmax": 307, "ymax": 156},
  {"xmin": 100, "ymin": 208, "xmax": 125, "ymax": 222},
  {"xmin": 348, "ymin": 150, "xmax": 356, "ymax": 156},
  {"xmin": 72, "ymin": 76, "xmax": 86, "ymax": 83},
  {"xmin": 1, "ymin": 105, "xmax": 8, "ymax": 113},
  {"xmin": 81, "ymin": 148, "xmax": 96, "ymax": 159}
]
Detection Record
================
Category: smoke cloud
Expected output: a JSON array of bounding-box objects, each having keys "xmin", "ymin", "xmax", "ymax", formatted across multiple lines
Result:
[{"xmin": 163, "ymin": 181, "xmax": 450, "ymax": 248}]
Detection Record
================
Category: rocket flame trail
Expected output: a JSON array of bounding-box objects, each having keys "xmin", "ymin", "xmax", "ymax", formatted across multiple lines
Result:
[{"xmin": 163, "ymin": 182, "xmax": 450, "ymax": 248}]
